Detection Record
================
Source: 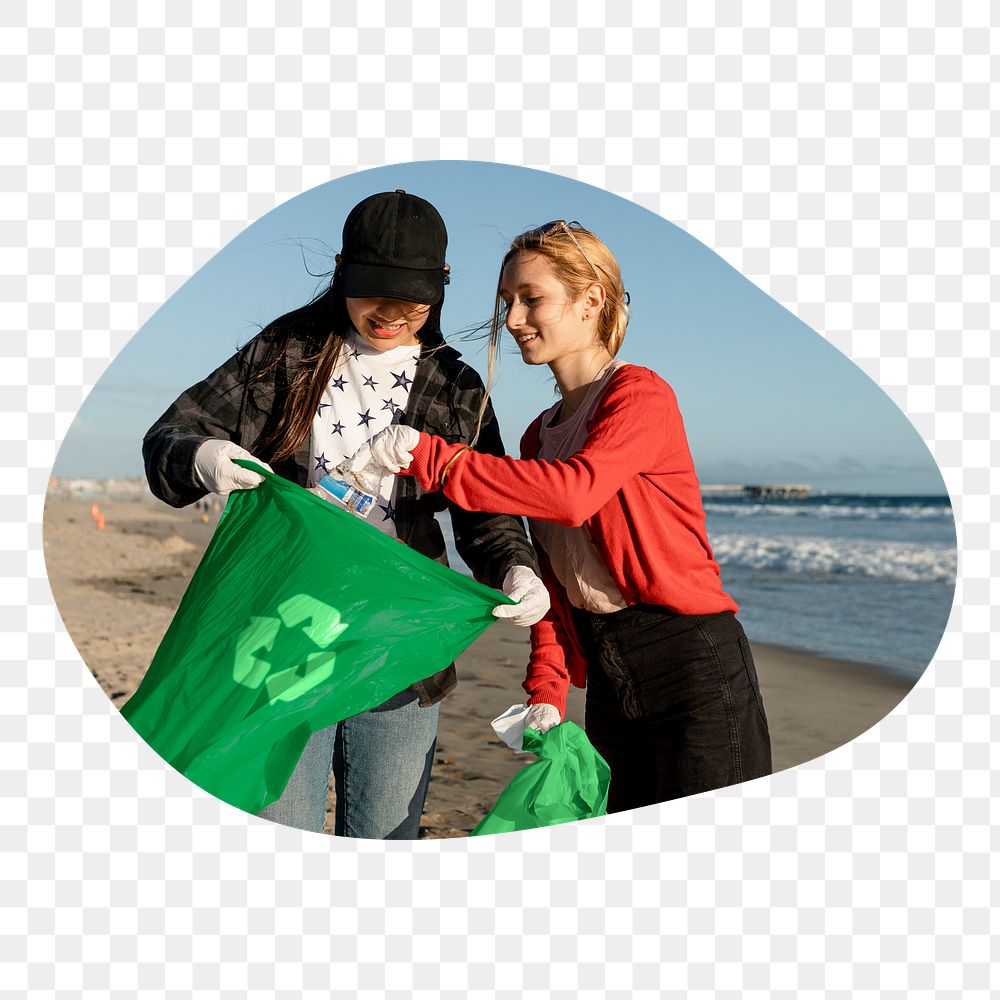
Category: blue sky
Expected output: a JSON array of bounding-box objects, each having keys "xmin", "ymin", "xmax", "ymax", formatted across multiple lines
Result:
[{"xmin": 57, "ymin": 161, "xmax": 947, "ymax": 495}]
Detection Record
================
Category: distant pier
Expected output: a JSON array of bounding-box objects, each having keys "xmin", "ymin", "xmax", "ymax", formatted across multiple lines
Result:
[{"xmin": 702, "ymin": 483, "xmax": 812, "ymax": 500}]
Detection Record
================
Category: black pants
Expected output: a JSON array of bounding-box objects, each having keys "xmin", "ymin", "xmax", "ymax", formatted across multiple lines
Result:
[{"xmin": 574, "ymin": 605, "xmax": 772, "ymax": 814}]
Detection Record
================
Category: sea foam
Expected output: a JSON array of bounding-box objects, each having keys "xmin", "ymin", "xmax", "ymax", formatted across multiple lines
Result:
[
  {"xmin": 702, "ymin": 500, "xmax": 952, "ymax": 522},
  {"xmin": 711, "ymin": 533, "xmax": 957, "ymax": 584}
]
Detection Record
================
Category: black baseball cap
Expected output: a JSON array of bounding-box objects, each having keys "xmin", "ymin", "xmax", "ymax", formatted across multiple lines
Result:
[{"xmin": 339, "ymin": 190, "xmax": 449, "ymax": 305}]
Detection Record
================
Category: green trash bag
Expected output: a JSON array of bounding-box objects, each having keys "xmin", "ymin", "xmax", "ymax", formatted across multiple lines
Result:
[
  {"xmin": 471, "ymin": 723, "xmax": 611, "ymax": 836},
  {"xmin": 122, "ymin": 461, "xmax": 512, "ymax": 815}
]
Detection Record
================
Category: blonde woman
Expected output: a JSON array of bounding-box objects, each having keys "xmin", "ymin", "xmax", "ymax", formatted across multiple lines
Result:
[{"xmin": 351, "ymin": 220, "xmax": 772, "ymax": 813}]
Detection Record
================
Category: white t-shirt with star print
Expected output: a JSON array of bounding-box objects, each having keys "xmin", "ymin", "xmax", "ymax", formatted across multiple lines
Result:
[{"xmin": 309, "ymin": 331, "xmax": 420, "ymax": 538}]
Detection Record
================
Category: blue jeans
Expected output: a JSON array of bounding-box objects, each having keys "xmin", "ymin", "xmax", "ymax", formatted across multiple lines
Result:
[{"xmin": 256, "ymin": 689, "xmax": 441, "ymax": 839}]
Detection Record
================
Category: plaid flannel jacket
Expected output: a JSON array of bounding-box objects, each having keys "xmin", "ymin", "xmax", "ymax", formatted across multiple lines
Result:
[{"xmin": 142, "ymin": 329, "xmax": 538, "ymax": 706}]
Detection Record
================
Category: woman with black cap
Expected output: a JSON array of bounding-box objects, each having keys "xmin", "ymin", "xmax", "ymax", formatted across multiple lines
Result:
[{"xmin": 142, "ymin": 190, "xmax": 549, "ymax": 838}]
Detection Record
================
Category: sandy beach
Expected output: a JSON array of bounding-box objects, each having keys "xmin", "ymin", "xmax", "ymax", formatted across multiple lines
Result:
[{"xmin": 43, "ymin": 493, "xmax": 915, "ymax": 838}]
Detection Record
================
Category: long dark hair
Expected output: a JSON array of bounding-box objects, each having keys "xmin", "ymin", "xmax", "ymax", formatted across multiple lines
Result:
[{"xmin": 249, "ymin": 264, "xmax": 445, "ymax": 463}]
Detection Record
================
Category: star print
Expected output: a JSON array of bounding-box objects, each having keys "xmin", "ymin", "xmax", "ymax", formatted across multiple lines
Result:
[
  {"xmin": 357, "ymin": 409, "xmax": 374, "ymax": 427},
  {"xmin": 349, "ymin": 347, "xmax": 362, "ymax": 361},
  {"xmin": 378, "ymin": 500, "xmax": 396, "ymax": 522},
  {"xmin": 330, "ymin": 421, "xmax": 344, "ymax": 436},
  {"xmin": 362, "ymin": 375, "xmax": 378, "ymax": 390},
  {"xmin": 314, "ymin": 453, "xmax": 331, "ymax": 474},
  {"xmin": 381, "ymin": 397, "xmax": 401, "ymax": 415},
  {"xmin": 390, "ymin": 370, "xmax": 413, "ymax": 391},
  {"xmin": 330, "ymin": 375, "xmax": 347, "ymax": 391},
  {"xmin": 317, "ymin": 402, "xmax": 329, "ymax": 417}
]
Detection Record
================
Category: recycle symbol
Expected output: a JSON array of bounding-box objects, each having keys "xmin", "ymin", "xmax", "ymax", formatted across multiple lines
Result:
[{"xmin": 232, "ymin": 594, "xmax": 349, "ymax": 705}]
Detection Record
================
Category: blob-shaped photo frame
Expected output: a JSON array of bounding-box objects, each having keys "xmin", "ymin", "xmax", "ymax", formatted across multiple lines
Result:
[{"xmin": 44, "ymin": 161, "xmax": 957, "ymax": 839}]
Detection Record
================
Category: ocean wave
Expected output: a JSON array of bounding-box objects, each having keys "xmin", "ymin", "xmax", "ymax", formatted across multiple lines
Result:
[
  {"xmin": 703, "ymin": 500, "xmax": 952, "ymax": 522},
  {"xmin": 711, "ymin": 533, "xmax": 957, "ymax": 583}
]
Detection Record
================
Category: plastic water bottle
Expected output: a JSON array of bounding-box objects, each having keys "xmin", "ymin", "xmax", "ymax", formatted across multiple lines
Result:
[{"xmin": 310, "ymin": 466, "xmax": 378, "ymax": 519}]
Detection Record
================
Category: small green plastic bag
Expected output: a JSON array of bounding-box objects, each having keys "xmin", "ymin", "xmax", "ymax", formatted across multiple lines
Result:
[
  {"xmin": 122, "ymin": 461, "xmax": 511, "ymax": 815},
  {"xmin": 471, "ymin": 722, "xmax": 611, "ymax": 836}
]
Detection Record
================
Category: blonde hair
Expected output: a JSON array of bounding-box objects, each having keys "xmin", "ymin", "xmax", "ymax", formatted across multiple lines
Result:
[{"xmin": 473, "ymin": 220, "xmax": 630, "ymax": 442}]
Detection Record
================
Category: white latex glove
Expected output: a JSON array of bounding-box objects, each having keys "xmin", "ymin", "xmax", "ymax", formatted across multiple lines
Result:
[
  {"xmin": 343, "ymin": 424, "xmax": 421, "ymax": 478},
  {"xmin": 193, "ymin": 439, "xmax": 273, "ymax": 496},
  {"xmin": 491, "ymin": 702, "xmax": 562, "ymax": 752},
  {"xmin": 524, "ymin": 702, "xmax": 562, "ymax": 737},
  {"xmin": 492, "ymin": 565, "xmax": 551, "ymax": 627}
]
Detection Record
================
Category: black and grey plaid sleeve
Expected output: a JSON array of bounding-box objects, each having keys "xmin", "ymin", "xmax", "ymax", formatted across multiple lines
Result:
[
  {"xmin": 142, "ymin": 336, "xmax": 273, "ymax": 508},
  {"xmin": 444, "ymin": 364, "xmax": 539, "ymax": 591}
]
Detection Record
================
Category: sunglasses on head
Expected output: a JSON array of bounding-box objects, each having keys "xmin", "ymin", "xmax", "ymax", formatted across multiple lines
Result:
[
  {"xmin": 514, "ymin": 221, "xmax": 631, "ymax": 307},
  {"xmin": 517, "ymin": 219, "xmax": 602, "ymax": 280}
]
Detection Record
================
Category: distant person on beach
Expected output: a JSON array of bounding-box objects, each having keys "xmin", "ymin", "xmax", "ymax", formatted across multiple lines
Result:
[
  {"xmin": 350, "ymin": 220, "xmax": 772, "ymax": 812},
  {"xmin": 142, "ymin": 190, "xmax": 549, "ymax": 838}
]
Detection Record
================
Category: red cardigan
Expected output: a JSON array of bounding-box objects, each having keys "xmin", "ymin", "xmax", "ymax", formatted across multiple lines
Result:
[{"xmin": 401, "ymin": 364, "xmax": 737, "ymax": 715}]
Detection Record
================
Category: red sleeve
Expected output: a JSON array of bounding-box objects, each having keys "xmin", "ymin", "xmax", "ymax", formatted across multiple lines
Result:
[
  {"xmin": 523, "ymin": 615, "xmax": 572, "ymax": 717},
  {"xmin": 521, "ymin": 551, "xmax": 587, "ymax": 717},
  {"xmin": 401, "ymin": 367, "xmax": 674, "ymax": 528},
  {"xmin": 519, "ymin": 544, "xmax": 591, "ymax": 717},
  {"xmin": 517, "ymin": 414, "xmax": 574, "ymax": 718}
]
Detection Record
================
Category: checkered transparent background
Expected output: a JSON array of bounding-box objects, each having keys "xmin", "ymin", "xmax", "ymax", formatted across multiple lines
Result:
[{"xmin": 4, "ymin": 3, "xmax": 996, "ymax": 995}]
